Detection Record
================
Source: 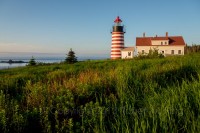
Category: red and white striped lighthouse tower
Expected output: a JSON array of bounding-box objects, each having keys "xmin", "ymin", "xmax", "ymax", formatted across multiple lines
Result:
[{"xmin": 111, "ymin": 16, "xmax": 125, "ymax": 59}]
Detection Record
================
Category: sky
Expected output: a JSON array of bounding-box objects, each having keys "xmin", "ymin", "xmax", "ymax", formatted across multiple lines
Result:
[{"xmin": 0, "ymin": 0, "xmax": 199, "ymax": 57}]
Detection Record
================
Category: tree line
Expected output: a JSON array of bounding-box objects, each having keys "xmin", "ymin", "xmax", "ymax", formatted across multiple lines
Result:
[{"xmin": 185, "ymin": 44, "xmax": 200, "ymax": 54}]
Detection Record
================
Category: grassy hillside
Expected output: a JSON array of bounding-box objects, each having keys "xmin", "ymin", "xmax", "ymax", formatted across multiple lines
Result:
[{"xmin": 0, "ymin": 53, "xmax": 200, "ymax": 133}]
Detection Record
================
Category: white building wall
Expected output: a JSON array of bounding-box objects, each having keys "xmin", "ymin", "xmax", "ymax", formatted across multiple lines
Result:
[
  {"xmin": 121, "ymin": 51, "xmax": 134, "ymax": 59},
  {"xmin": 136, "ymin": 46, "xmax": 185, "ymax": 56},
  {"xmin": 151, "ymin": 40, "xmax": 169, "ymax": 45}
]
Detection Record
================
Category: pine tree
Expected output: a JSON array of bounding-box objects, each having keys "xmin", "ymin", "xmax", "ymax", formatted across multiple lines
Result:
[
  {"xmin": 28, "ymin": 56, "xmax": 36, "ymax": 66},
  {"xmin": 65, "ymin": 48, "xmax": 77, "ymax": 64}
]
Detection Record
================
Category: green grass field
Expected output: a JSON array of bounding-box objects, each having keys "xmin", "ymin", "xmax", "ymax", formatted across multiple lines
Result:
[{"xmin": 0, "ymin": 53, "xmax": 200, "ymax": 133}]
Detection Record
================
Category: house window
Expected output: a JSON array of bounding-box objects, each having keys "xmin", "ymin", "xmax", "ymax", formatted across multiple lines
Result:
[
  {"xmin": 142, "ymin": 50, "xmax": 145, "ymax": 54},
  {"xmin": 165, "ymin": 42, "xmax": 167, "ymax": 45},
  {"xmin": 128, "ymin": 52, "xmax": 131, "ymax": 56},
  {"xmin": 171, "ymin": 50, "xmax": 174, "ymax": 54},
  {"xmin": 178, "ymin": 50, "xmax": 181, "ymax": 54},
  {"xmin": 161, "ymin": 42, "xmax": 163, "ymax": 45}
]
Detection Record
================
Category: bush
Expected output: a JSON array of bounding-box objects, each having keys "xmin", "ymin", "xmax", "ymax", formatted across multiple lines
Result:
[{"xmin": 137, "ymin": 48, "xmax": 164, "ymax": 59}]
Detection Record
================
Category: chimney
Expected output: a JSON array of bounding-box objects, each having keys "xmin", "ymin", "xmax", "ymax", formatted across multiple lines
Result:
[
  {"xmin": 166, "ymin": 32, "xmax": 168, "ymax": 37},
  {"xmin": 143, "ymin": 32, "xmax": 145, "ymax": 37},
  {"xmin": 156, "ymin": 35, "xmax": 157, "ymax": 37}
]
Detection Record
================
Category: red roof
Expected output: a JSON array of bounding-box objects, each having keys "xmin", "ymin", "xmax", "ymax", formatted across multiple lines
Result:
[
  {"xmin": 114, "ymin": 16, "xmax": 122, "ymax": 23},
  {"xmin": 136, "ymin": 36, "xmax": 185, "ymax": 46}
]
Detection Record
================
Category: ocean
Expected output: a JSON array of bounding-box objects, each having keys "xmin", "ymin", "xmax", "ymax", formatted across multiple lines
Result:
[
  {"xmin": 0, "ymin": 52, "xmax": 108, "ymax": 70},
  {"xmin": 0, "ymin": 59, "xmax": 63, "ymax": 70}
]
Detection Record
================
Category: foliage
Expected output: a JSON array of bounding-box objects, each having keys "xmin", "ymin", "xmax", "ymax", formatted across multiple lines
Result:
[
  {"xmin": 137, "ymin": 48, "xmax": 164, "ymax": 59},
  {"xmin": 0, "ymin": 53, "xmax": 200, "ymax": 132},
  {"xmin": 28, "ymin": 56, "xmax": 36, "ymax": 66},
  {"xmin": 185, "ymin": 44, "xmax": 200, "ymax": 54},
  {"xmin": 65, "ymin": 48, "xmax": 77, "ymax": 64}
]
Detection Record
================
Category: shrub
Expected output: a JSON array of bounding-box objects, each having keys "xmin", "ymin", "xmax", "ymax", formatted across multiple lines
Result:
[
  {"xmin": 65, "ymin": 48, "xmax": 77, "ymax": 64},
  {"xmin": 137, "ymin": 48, "xmax": 164, "ymax": 59}
]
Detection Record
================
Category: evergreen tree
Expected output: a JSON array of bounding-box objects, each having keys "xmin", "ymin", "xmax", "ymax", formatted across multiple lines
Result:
[
  {"xmin": 65, "ymin": 48, "xmax": 77, "ymax": 64},
  {"xmin": 28, "ymin": 56, "xmax": 36, "ymax": 66}
]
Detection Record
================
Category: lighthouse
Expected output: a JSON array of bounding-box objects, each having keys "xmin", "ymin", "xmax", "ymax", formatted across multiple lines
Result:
[{"xmin": 111, "ymin": 16, "xmax": 125, "ymax": 59}]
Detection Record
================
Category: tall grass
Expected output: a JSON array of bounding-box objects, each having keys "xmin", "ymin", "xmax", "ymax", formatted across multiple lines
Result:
[{"xmin": 0, "ymin": 53, "xmax": 200, "ymax": 132}]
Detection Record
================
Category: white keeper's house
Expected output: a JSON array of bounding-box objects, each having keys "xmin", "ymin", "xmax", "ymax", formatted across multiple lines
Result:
[{"xmin": 136, "ymin": 32, "xmax": 186, "ymax": 56}]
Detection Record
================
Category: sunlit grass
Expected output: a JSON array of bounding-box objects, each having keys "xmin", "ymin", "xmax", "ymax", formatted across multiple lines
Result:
[{"xmin": 0, "ymin": 53, "xmax": 200, "ymax": 132}]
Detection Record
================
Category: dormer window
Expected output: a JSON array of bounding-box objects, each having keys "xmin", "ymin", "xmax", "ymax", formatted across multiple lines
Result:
[{"xmin": 151, "ymin": 39, "xmax": 169, "ymax": 45}]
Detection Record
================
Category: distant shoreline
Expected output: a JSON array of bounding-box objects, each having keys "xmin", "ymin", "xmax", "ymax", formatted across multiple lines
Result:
[{"xmin": 0, "ymin": 60, "xmax": 28, "ymax": 64}]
